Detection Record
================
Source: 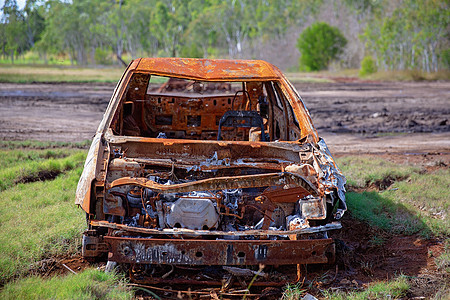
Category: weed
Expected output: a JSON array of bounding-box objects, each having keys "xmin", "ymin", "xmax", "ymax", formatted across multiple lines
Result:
[
  {"xmin": 390, "ymin": 169, "xmax": 449, "ymax": 221},
  {"xmin": 282, "ymin": 282, "xmax": 307, "ymax": 300},
  {"xmin": 0, "ymin": 269, "xmax": 132, "ymax": 300}
]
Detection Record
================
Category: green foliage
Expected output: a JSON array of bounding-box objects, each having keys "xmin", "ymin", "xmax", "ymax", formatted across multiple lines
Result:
[
  {"xmin": 297, "ymin": 22, "xmax": 347, "ymax": 71},
  {"xmin": 363, "ymin": 0, "xmax": 449, "ymax": 72},
  {"xmin": 1, "ymin": 0, "xmax": 449, "ymax": 72},
  {"xmin": 1, "ymin": 0, "xmax": 45, "ymax": 63},
  {"xmin": 94, "ymin": 48, "xmax": 112, "ymax": 65},
  {"xmin": 0, "ymin": 269, "xmax": 132, "ymax": 300},
  {"xmin": 180, "ymin": 43, "xmax": 203, "ymax": 58},
  {"xmin": 442, "ymin": 48, "xmax": 450, "ymax": 69},
  {"xmin": 359, "ymin": 55, "xmax": 377, "ymax": 76},
  {"xmin": 1, "ymin": 0, "xmax": 322, "ymax": 64}
]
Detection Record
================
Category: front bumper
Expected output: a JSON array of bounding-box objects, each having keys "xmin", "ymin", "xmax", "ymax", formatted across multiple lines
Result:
[
  {"xmin": 105, "ymin": 236, "xmax": 335, "ymax": 265},
  {"xmin": 84, "ymin": 220, "xmax": 340, "ymax": 265}
]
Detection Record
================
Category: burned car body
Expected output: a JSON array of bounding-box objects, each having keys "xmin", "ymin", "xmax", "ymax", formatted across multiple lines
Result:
[{"xmin": 76, "ymin": 58, "xmax": 346, "ymax": 283}]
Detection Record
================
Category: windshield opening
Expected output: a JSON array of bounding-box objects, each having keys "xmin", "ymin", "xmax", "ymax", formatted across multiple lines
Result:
[{"xmin": 110, "ymin": 73, "xmax": 301, "ymax": 141}]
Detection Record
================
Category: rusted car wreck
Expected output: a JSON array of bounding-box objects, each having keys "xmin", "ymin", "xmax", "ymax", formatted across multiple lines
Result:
[{"xmin": 76, "ymin": 58, "xmax": 346, "ymax": 286}]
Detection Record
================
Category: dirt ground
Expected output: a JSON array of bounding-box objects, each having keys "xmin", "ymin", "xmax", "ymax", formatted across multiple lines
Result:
[{"xmin": 1, "ymin": 80, "xmax": 449, "ymax": 298}]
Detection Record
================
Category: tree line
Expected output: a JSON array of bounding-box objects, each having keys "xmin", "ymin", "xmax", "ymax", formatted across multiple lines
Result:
[{"xmin": 1, "ymin": 0, "xmax": 448, "ymax": 72}]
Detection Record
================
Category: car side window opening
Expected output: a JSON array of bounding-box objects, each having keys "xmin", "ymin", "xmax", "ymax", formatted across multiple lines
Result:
[{"xmin": 111, "ymin": 73, "xmax": 301, "ymax": 142}]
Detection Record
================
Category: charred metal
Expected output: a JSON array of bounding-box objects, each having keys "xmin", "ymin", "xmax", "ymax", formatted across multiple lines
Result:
[{"xmin": 76, "ymin": 58, "xmax": 346, "ymax": 284}]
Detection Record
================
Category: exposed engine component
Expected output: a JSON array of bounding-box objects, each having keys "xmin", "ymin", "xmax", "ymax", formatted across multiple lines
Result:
[
  {"xmin": 165, "ymin": 192, "xmax": 219, "ymax": 230},
  {"xmin": 127, "ymin": 188, "xmax": 143, "ymax": 208}
]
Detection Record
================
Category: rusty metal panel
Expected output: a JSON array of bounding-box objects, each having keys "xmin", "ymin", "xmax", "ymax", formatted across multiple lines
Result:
[
  {"xmin": 107, "ymin": 172, "xmax": 318, "ymax": 196},
  {"xmin": 105, "ymin": 236, "xmax": 335, "ymax": 265},
  {"xmin": 136, "ymin": 58, "xmax": 279, "ymax": 81},
  {"xmin": 75, "ymin": 133, "xmax": 101, "ymax": 212}
]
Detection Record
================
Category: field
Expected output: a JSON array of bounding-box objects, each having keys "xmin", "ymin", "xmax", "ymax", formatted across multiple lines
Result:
[{"xmin": 0, "ymin": 75, "xmax": 449, "ymax": 299}]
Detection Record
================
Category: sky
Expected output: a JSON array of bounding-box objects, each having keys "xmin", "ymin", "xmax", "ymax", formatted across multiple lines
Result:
[
  {"xmin": 0, "ymin": 0, "xmax": 26, "ymax": 10},
  {"xmin": 0, "ymin": 0, "xmax": 26, "ymax": 18}
]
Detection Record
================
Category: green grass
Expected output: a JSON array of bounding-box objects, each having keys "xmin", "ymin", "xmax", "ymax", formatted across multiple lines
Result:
[
  {"xmin": 322, "ymin": 275, "xmax": 409, "ymax": 300},
  {"xmin": 0, "ymin": 151, "xmax": 86, "ymax": 191},
  {"xmin": 363, "ymin": 69, "xmax": 450, "ymax": 81},
  {"xmin": 0, "ymin": 148, "xmax": 74, "ymax": 169},
  {"xmin": 337, "ymin": 156, "xmax": 420, "ymax": 189},
  {"xmin": 287, "ymin": 69, "xmax": 450, "ymax": 82},
  {"xmin": 0, "ymin": 140, "xmax": 91, "ymax": 150},
  {"xmin": 0, "ymin": 147, "xmax": 87, "ymax": 282},
  {"xmin": 435, "ymin": 239, "xmax": 450, "ymax": 274},
  {"xmin": 346, "ymin": 192, "xmax": 428, "ymax": 235},
  {"xmin": 0, "ymin": 269, "xmax": 132, "ymax": 300},
  {"xmin": 337, "ymin": 156, "xmax": 449, "ymax": 237},
  {"xmin": 0, "ymin": 64, "xmax": 124, "ymax": 83}
]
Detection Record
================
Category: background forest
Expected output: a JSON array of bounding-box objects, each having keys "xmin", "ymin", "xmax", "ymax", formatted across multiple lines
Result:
[{"xmin": 1, "ymin": 0, "xmax": 449, "ymax": 72}]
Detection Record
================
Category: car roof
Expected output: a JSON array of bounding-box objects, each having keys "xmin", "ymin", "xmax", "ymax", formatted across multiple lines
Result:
[{"xmin": 135, "ymin": 57, "xmax": 281, "ymax": 81}]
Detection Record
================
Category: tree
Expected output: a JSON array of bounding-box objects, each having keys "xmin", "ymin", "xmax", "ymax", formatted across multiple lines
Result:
[
  {"xmin": 363, "ymin": 0, "xmax": 449, "ymax": 72},
  {"xmin": 297, "ymin": 22, "xmax": 347, "ymax": 71},
  {"xmin": 23, "ymin": 0, "xmax": 45, "ymax": 49},
  {"xmin": 1, "ymin": 0, "xmax": 27, "ymax": 63}
]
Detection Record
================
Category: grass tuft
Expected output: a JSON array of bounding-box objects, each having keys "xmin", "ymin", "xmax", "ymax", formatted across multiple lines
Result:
[
  {"xmin": 0, "ymin": 269, "xmax": 133, "ymax": 300},
  {"xmin": 282, "ymin": 282, "xmax": 307, "ymax": 300}
]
